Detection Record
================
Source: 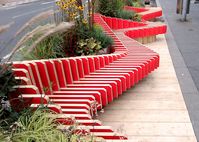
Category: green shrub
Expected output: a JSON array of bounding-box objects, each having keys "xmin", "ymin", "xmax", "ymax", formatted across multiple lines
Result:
[
  {"xmin": 77, "ymin": 24, "xmax": 113, "ymax": 53},
  {"xmin": 23, "ymin": 34, "xmax": 65, "ymax": 60},
  {"xmin": 98, "ymin": 0, "xmax": 124, "ymax": 17},
  {"xmin": 90, "ymin": 25, "xmax": 113, "ymax": 49},
  {"xmin": 64, "ymin": 23, "xmax": 113, "ymax": 56},
  {"xmin": 125, "ymin": 0, "xmax": 134, "ymax": 6},
  {"xmin": 11, "ymin": 109, "xmax": 67, "ymax": 142},
  {"xmin": 0, "ymin": 108, "xmax": 97, "ymax": 142},
  {"xmin": 133, "ymin": 2, "xmax": 142, "ymax": 7},
  {"xmin": 0, "ymin": 63, "xmax": 20, "ymax": 131},
  {"xmin": 112, "ymin": 0, "xmax": 125, "ymax": 16},
  {"xmin": 98, "ymin": 0, "xmax": 112, "ymax": 16},
  {"xmin": 98, "ymin": 0, "xmax": 141, "ymax": 21},
  {"xmin": 116, "ymin": 10, "xmax": 135, "ymax": 20},
  {"xmin": 115, "ymin": 10, "xmax": 141, "ymax": 21},
  {"xmin": 0, "ymin": 64, "xmax": 19, "ymax": 100},
  {"xmin": 125, "ymin": 0, "xmax": 144, "ymax": 7}
]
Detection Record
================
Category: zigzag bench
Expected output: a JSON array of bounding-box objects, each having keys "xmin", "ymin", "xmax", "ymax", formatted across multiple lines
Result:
[
  {"xmin": 124, "ymin": 6, "xmax": 163, "ymax": 21},
  {"xmin": 11, "ymin": 6, "xmax": 166, "ymax": 141}
]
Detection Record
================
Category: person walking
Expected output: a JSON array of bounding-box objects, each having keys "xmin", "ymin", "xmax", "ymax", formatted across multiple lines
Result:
[{"xmin": 195, "ymin": 0, "xmax": 199, "ymax": 4}]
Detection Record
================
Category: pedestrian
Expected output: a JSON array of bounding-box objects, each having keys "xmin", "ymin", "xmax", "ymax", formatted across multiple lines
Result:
[{"xmin": 194, "ymin": 0, "xmax": 199, "ymax": 4}]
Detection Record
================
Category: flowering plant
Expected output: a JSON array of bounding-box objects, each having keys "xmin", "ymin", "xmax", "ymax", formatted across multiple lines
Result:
[{"xmin": 56, "ymin": 0, "xmax": 84, "ymax": 21}]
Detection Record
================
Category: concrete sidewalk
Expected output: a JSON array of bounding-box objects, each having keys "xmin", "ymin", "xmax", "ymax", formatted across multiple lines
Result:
[
  {"xmin": 156, "ymin": 0, "xmax": 199, "ymax": 141},
  {"xmin": 98, "ymin": 34, "xmax": 197, "ymax": 141}
]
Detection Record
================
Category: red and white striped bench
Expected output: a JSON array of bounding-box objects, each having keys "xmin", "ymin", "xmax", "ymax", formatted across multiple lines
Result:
[{"xmin": 11, "ymin": 6, "xmax": 167, "ymax": 141}]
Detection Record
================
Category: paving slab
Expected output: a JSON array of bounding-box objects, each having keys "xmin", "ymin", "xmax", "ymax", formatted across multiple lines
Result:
[{"xmin": 98, "ymin": 34, "xmax": 197, "ymax": 141}]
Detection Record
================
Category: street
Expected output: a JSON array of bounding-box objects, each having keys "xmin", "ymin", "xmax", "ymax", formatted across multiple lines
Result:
[{"xmin": 0, "ymin": 0, "xmax": 56, "ymax": 60}]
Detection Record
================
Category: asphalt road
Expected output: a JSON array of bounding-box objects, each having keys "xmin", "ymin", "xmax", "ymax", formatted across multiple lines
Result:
[
  {"xmin": 157, "ymin": 0, "xmax": 199, "ymax": 140},
  {"xmin": 0, "ymin": 0, "xmax": 56, "ymax": 60}
]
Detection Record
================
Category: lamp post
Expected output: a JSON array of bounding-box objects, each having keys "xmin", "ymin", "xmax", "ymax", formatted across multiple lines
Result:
[{"xmin": 182, "ymin": 0, "xmax": 191, "ymax": 21}]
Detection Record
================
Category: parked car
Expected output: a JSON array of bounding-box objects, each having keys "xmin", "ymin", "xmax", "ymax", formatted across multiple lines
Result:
[{"xmin": 144, "ymin": 0, "xmax": 150, "ymax": 5}]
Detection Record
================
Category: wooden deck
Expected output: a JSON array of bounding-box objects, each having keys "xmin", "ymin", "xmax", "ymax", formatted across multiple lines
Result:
[{"xmin": 98, "ymin": 34, "xmax": 197, "ymax": 142}]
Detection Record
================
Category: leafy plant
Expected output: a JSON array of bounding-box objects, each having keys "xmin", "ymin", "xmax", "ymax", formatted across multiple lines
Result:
[{"xmin": 76, "ymin": 37, "xmax": 102, "ymax": 55}]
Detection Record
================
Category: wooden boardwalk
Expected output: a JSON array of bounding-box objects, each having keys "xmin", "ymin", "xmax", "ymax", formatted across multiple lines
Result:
[{"xmin": 98, "ymin": 34, "xmax": 197, "ymax": 142}]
